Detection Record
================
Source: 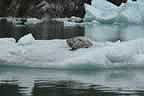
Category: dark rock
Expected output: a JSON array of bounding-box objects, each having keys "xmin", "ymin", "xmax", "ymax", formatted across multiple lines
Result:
[
  {"xmin": 0, "ymin": 0, "xmax": 92, "ymax": 18},
  {"xmin": 66, "ymin": 36, "xmax": 93, "ymax": 50},
  {"xmin": 106, "ymin": 0, "xmax": 128, "ymax": 6}
]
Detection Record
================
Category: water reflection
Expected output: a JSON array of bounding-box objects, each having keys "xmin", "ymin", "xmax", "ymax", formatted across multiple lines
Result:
[
  {"xmin": 0, "ymin": 19, "xmax": 84, "ymax": 41},
  {"xmin": 0, "ymin": 81, "xmax": 23, "ymax": 96},
  {"xmin": 0, "ymin": 19, "xmax": 15, "ymax": 38},
  {"xmin": 0, "ymin": 67, "xmax": 144, "ymax": 96},
  {"xmin": 30, "ymin": 21, "xmax": 84, "ymax": 40},
  {"xmin": 32, "ymin": 80, "xmax": 121, "ymax": 96},
  {"xmin": 85, "ymin": 23, "xmax": 144, "ymax": 42},
  {"xmin": 1, "ymin": 18, "xmax": 144, "ymax": 42}
]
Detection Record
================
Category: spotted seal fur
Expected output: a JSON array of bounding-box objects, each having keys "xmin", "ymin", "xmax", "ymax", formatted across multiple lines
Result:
[{"xmin": 66, "ymin": 37, "xmax": 93, "ymax": 50}]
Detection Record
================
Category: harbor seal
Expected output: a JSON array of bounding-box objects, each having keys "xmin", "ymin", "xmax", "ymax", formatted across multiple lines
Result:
[{"xmin": 66, "ymin": 37, "xmax": 93, "ymax": 50}]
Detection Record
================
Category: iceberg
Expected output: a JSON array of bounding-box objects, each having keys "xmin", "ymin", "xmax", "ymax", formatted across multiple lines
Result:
[
  {"xmin": 85, "ymin": 0, "xmax": 144, "ymax": 24},
  {"xmin": 0, "ymin": 34, "xmax": 144, "ymax": 69},
  {"xmin": 84, "ymin": 3, "xmax": 127, "ymax": 24},
  {"xmin": 17, "ymin": 34, "xmax": 35, "ymax": 46}
]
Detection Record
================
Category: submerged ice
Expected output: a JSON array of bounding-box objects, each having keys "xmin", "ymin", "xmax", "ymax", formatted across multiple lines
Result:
[{"xmin": 0, "ymin": 34, "xmax": 144, "ymax": 69}]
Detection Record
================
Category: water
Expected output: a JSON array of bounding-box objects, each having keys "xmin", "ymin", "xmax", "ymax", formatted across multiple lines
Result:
[
  {"xmin": 1, "ymin": 66, "xmax": 144, "ymax": 96},
  {"xmin": 0, "ymin": 20, "xmax": 84, "ymax": 41}
]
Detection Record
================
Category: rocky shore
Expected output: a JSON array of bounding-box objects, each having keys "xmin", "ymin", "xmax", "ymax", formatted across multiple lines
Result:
[{"xmin": 0, "ymin": 0, "xmax": 91, "ymax": 18}]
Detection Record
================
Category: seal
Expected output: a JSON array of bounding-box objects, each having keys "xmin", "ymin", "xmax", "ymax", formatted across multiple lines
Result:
[{"xmin": 66, "ymin": 37, "xmax": 93, "ymax": 50}]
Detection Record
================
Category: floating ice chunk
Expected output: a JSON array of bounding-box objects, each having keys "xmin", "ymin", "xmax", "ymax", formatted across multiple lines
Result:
[
  {"xmin": 26, "ymin": 18, "xmax": 42, "ymax": 25},
  {"xmin": 1, "ymin": 36, "xmax": 144, "ymax": 69},
  {"xmin": 64, "ymin": 21, "xmax": 83, "ymax": 27},
  {"xmin": 84, "ymin": 3, "xmax": 127, "ymax": 24},
  {"xmin": 53, "ymin": 16, "xmax": 82, "ymax": 22},
  {"xmin": 85, "ymin": 0, "xmax": 144, "ymax": 24},
  {"xmin": 70, "ymin": 16, "xmax": 82, "ymax": 22},
  {"xmin": 17, "ymin": 34, "xmax": 35, "ymax": 46}
]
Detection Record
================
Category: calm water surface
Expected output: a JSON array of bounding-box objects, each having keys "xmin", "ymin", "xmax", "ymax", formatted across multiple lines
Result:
[
  {"xmin": 1, "ymin": 67, "xmax": 144, "ymax": 96},
  {"xmin": 0, "ymin": 20, "xmax": 84, "ymax": 41}
]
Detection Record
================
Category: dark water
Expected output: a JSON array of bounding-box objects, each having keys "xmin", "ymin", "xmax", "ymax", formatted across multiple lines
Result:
[
  {"xmin": 1, "ymin": 67, "xmax": 144, "ymax": 96},
  {"xmin": 1, "ymin": 19, "xmax": 144, "ymax": 42},
  {"xmin": 0, "ymin": 19, "xmax": 84, "ymax": 41}
]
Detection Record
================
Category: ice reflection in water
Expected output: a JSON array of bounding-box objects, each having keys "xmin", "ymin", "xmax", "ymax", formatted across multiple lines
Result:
[
  {"xmin": 0, "ymin": 67, "xmax": 144, "ymax": 96},
  {"xmin": 85, "ymin": 23, "xmax": 144, "ymax": 42}
]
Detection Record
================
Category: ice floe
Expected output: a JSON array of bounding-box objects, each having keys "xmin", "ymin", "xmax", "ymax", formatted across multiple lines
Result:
[{"xmin": 0, "ymin": 34, "xmax": 144, "ymax": 69}]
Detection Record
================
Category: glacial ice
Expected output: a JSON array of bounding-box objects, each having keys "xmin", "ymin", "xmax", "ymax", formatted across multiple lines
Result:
[
  {"xmin": 0, "ymin": 34, "xmax": 144, "ymax": 69},
  {"xmin": 85, "ymin": 0, "xmax": 144, "ymax": 24},
  {"xmin": 84, "ymin": 3, "xmax": 126, "ymax": 24}
]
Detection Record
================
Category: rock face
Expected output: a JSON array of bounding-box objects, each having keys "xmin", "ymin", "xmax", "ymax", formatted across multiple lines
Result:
[
  {"xmin": 66, "ymin": 36, "xmax": 93, "ymax": 50},
  {"xmin": 106, "ymin": 0, "xmax": 127, "ymax": 6},
  {"xmin": 0, "ymin": 0, "xmax": 92, "ymax": 18}
]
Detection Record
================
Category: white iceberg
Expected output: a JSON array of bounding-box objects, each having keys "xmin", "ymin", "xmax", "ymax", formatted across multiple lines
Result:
[
  {"xmin": 17, "ymin": 34, "xmax": 35, "ymax": 46},
  {"xmin": 0, "ymin": 34, "xmax": 144, "ymax": 69},
  {"xmin": 84, "ymin": 3, "xmax": 127, "ymax": 24},
  {"xmin": 85, "ymin": 0, "xmax": 144, "ymax": 24}
]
